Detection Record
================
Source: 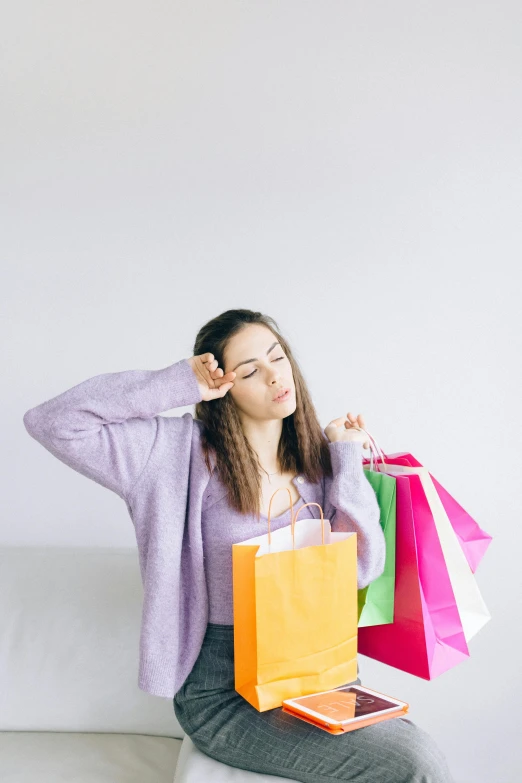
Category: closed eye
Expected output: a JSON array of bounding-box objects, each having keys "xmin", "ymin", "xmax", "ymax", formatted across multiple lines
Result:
[{"xmin": 244, "ymin": 356, "xmax": 285, "ymax": 379}]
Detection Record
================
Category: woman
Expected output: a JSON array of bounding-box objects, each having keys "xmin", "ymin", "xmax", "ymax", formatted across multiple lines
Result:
[
  {"xmin": 23, "ymin": 307, "xmax": 454, "ymax": 782},
  {"xmin": 173, "ymin": 309, "xmax": 455, "ymax": 783}
]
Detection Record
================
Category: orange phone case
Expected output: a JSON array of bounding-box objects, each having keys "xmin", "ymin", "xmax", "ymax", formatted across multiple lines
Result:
[{"xmin": 281, "ymin": 687, "xmax": 409, "ymax": 735}]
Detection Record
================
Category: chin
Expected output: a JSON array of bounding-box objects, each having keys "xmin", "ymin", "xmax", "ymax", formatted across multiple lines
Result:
[{"xmin": 277, "ymin": 401, "xmax": 297, "ymax": 417}]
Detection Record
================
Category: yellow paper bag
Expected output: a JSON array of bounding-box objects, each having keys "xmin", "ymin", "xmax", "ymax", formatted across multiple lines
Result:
[{"xmin": 232, "ymin": 489, "xmax": 358, "ymax": 712}]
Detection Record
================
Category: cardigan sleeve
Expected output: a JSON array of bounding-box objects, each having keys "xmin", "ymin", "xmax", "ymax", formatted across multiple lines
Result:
[
  {"xmin": 23, "ymin": 357, "xmax": 203, "ymax": 502},
  {"xmin": 323, "ymin": 440, "xmax": 386, "ymax": 590}
]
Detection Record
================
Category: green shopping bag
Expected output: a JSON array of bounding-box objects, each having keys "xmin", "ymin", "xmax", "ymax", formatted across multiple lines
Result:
[{"xmin": 357, "ymin": 468, "xmax": 397, "ymax": 627}]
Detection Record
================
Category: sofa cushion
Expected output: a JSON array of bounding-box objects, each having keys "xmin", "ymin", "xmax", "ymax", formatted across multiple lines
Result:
[
  {"xmin": 0, "ymin": 731, "xmax": 182, "ymax": 783},
  {"xmin": 0, "ymin": 547, "xmax": 182, "ymax": 737}
]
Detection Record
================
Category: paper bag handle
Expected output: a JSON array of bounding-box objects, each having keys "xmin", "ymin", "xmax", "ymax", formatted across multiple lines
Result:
[
  {"xmin": 292, "ymin": 502, "xmax": 327, "ymax": 546},
  {"xmin": 265, "ymin": 487, "xmax": 295, "ymax": 546},
  {"xmin": 358, "ymin": 427, "xmax": 388, "ymax": 472},
  {"xmin": 265, "ymin": 490, "xmax": 327, "ymax": 548}
]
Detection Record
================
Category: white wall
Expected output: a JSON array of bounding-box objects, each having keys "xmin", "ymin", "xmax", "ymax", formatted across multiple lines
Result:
[{"xmin": 4, "ymin": 2, "xmax": 520, "ymax": 781}]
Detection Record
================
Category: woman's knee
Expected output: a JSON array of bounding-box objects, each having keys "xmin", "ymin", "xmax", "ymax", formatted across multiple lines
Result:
[{"xmin": 394, "ymin": 719, "xmax": 454, "ymax": 783}]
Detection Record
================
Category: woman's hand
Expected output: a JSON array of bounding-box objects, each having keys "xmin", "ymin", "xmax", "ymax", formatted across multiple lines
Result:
[
  {"xmin": 325, "ymin": 412, "xmax": 371, "ymax": 449},
  {"xmin": 187, "ymin": 353, "xmax": 236, "ymax": 402}
]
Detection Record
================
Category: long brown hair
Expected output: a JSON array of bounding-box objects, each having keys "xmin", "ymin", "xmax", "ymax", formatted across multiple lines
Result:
[{"xmin": 193, "ymin": 309, "xmax": 333, "ymax": 520}]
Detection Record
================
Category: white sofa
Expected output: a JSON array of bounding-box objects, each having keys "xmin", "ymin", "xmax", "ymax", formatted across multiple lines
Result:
[{"xmin": 0, "ymin": 547, "xmax": 292, "ymax": 782}]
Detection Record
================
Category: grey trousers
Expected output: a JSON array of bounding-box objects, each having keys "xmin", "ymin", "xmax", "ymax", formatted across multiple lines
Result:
[{"xmin": 173, "ymin": 623, "xmax": 455, "ymax": 783}]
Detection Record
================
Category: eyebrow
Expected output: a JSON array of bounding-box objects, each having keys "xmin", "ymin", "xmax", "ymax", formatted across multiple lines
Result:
[{"xmin": 232, "ymin": 341, "xmax": 281, "ymax": 372}]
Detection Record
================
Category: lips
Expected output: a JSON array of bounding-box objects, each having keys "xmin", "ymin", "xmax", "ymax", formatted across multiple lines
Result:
[{"xmin": 273, "ymin": 388, "xmax": 290, "ymax": 401}]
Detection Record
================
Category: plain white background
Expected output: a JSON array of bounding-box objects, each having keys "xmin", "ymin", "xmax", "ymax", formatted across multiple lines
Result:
[{"xmin": 4, "ymin": 2, "xmax": 520, "ymax": 781}]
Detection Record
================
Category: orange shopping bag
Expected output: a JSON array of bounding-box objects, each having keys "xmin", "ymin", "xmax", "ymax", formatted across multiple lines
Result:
[{"xmin": 232, "ymin": 488, "xmax": 359, "ymax": 712}]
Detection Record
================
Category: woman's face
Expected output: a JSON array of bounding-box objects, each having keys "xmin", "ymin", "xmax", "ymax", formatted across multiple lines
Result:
[{"xmin": 222, "ymin": 324, "xmax": 296, "ymax": 421}]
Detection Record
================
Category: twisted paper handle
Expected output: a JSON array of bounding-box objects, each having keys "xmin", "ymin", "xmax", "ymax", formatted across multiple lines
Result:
[
  {"xmin": 264, "ymin": 488, "xmax": 327, "ymax": 548},
  {"xmin": 356, "ymin": 426, "xmax": 388, "ymax": 472}
]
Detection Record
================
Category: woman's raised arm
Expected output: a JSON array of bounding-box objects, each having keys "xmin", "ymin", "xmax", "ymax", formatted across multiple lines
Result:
[{"xmin": 23, "ymin": 357, "xmax": 203, "ymax": 501}]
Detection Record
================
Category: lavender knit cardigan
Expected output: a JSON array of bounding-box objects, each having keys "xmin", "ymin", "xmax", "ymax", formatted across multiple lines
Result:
[{"xmin": 23, "ymin": 357, "xmax": 385, "ymax": 699}]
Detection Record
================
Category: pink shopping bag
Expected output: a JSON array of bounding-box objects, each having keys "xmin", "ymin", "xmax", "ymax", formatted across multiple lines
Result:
[
  {"xmin": 357, "ymin": 472, "xmax": 470, "ymax": 679},
  {"xmin": 364, "ymin": 451, "xmax": 492, "ymax": 573}
]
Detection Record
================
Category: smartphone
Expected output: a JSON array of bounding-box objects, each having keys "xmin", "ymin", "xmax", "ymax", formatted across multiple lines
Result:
[{"xmin": 282, "ymin": 684, "xmax": 409, "ymax": 732}]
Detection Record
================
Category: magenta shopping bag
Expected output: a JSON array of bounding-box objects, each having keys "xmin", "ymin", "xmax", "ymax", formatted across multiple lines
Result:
[
  {"xmin": 364, "ymin": 451, "xmax": 492, "ymax": 573},
  {"xmin": 357, "ymin": 472, "xmax": 470, "ymax": 680}
]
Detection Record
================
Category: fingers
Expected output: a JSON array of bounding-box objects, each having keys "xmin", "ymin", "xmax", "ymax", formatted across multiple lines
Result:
[
  {"xmin": 329, "ymin": 416, "xmax": 348, "ymax": 427},
  {"xmin": 213, "ymin": 367, "xmax": 235, "ymax": 382},
  {"xmin": 329, "ymin": 413, "xmax": 367, "ymax": 430},
  {"xmin": 200, "ymin": 353, "xmax": 236, "ymax": 389},
  {"xmin": 216, "ymin": 371, "xmax": 236, "ymax": 387},
  {"xmin": 345, "ymin": 412, "xmax": 366, "ymax": 429},
  {"xmin": 200, "ymin": 353, "xmax": 220, "ymax": 373},
  {"xmin": 203, "ymin": 356, "xmax": 219, "ymax": 372},
  {"xmin": 347, "ymin": 412, "xmax": 370, "ymax": 449}
]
